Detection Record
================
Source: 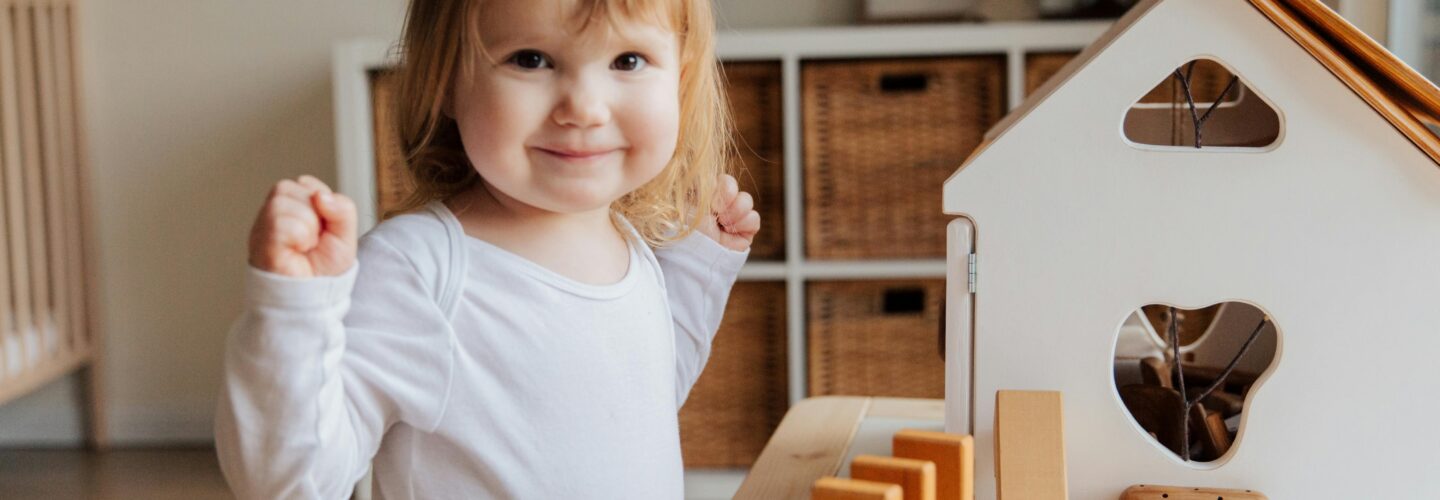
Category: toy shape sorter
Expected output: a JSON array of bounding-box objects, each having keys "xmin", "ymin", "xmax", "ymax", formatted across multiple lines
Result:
[{"xmin": 941, "ymin": 0, "xmax": 1440, "ymax": 498}]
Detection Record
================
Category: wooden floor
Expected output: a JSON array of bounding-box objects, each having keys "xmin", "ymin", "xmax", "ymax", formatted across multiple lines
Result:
[{"xmin": 0, "ymin": 447, "xmax": 233, "ymax": 499}]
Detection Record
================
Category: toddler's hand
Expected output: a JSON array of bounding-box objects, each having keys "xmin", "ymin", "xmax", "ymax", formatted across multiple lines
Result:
[
  {"xmin": 248, "ymin": 175, "xmax": 358, "ymax": 278},
  {"xmin": 699, "ymin": 174, "xmax": 759, "ymax": 252}
]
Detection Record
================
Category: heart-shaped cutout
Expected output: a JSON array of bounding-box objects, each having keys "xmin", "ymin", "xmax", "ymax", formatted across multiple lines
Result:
[{"xmin": 1113, "ymin": 302, "xmax": 1279, "ymax": 464}]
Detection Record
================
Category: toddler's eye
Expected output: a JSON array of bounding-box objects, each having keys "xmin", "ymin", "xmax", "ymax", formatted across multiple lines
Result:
[
  {"xmin": 612, "ymin": 52, "xmax": 647, "ymax": 72},
  {"xmin": 507, "ymin": 50, "xmax": 551, "ymax": 70}
]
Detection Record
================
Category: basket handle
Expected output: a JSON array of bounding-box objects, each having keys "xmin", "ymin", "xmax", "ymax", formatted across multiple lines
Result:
[
  {"xmin": 882, "ymin": 287, "xmax": 926, "ymax": 314},
  {"xmin": 879, "ymin": 73, "xmax": 930, "ymax": 93}
]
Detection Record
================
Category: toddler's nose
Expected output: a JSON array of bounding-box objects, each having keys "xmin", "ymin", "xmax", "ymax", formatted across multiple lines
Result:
[{"xmin": 553, "ymin": 80, "xmax": 610, "ymax": 128}]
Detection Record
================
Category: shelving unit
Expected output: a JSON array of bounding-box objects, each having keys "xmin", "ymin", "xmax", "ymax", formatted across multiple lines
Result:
[
  {"xmin": 333, "ymin": 19, "xmax": 1110, "ymax": 499},
  {"xmin": 714, "ymin": 19, "xmax": 1109, "ymax": 408}
]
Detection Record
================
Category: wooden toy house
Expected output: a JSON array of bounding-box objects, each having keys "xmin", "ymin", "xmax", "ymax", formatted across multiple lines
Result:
[{"xmin": 942, "ymin": 0, "xmax": 1440, "ymax": 498}]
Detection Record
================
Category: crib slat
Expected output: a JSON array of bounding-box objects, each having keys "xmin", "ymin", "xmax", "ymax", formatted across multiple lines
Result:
[
  {"xmin": 0, "ymin": 2, "xmax": 35, "ymax": 379},
  {"xmin": 16, "ymin": 2, "xmax": 55, "ymax": 366},
  {"xmin": 0, "ymin": 4, "xmax": 12, "ymax": 381},
  {"xmin": 52, "ymin": 3, "xmax": 85, "ymax": 355},
  {"xmin": 35, "ymin": 3, "xmax": 69, "ymax": 359}
]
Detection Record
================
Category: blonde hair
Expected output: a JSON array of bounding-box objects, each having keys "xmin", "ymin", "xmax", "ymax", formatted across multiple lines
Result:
[{"xmin": 389, "ymin": 0, "xmax": 732, "ymax": 247}]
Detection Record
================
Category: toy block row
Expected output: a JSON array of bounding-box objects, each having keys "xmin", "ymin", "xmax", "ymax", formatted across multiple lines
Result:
[
  {"xmin": 812, "ymin": 429, "xmax": 974, "ymax": 500},
  {"xmin": 810, "ymin": 391, "xmax": 1267, "ymax": 499}
]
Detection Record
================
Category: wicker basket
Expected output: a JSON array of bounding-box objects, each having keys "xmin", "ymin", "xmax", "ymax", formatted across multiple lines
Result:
[
  {"xmin": 1025, "ymin": 51, "xmax": 1079, "ymax": 97},
  {"xmin": 369, "ymin": 69, "xmax": 414, "ymax": 217},
  {"xmin": 807, "ymin": 279, "xmax": 945, "ymax": 398},
  {"xmin": 802, "ymin": 56, "xmax": 1005, "ymax": 259},
  {"xmin": 724, "ymin": 62, "xmax": 786, "ymax": 260},
  {"xmin": 679, "ymin": 282, "xmax": 789, "ymax": 468}
]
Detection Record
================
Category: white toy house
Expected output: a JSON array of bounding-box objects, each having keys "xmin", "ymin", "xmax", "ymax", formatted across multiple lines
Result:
[{"xmin": 942, "ymin": 0, "xmax": 1440, "ymax": 498}]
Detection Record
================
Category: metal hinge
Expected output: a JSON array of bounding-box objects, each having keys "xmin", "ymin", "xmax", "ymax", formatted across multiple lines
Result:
[{"xmin": 967, "ymin": 253, "xmax": 977, "ymax": 294}]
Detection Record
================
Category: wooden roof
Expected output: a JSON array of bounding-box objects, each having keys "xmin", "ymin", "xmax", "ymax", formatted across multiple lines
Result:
[
  {"xmin": 1250, "ymin": 0, "xmax": 1440, "ymax": 164},
  {"xmin": 973, "ymin": 0, "xmax": 1440, "ymax": 166}
]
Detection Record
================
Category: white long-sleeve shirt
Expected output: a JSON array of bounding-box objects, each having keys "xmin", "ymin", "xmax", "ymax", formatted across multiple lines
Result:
[{"xmin": 215, "ymin": 201, "xmax": 748, "ymax": 499}]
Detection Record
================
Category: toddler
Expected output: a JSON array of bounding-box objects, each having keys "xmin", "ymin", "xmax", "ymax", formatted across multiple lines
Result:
[{"xmin": 214, "ymin": 0, "xmax": 758, "ymax": 498}]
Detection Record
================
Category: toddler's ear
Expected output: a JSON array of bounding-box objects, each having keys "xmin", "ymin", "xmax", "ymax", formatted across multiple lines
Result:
[{"xmin": 441, "ymin": 97, "xmax": 455, "ymax": 120}]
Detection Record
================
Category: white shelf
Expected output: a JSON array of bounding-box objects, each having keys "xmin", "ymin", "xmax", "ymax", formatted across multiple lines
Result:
[
  {"xmin": 739, "ymin": 260, "xmax": 949, "ymax": 281},
  {"xmin": 716, "ymin": 20, "xmax": 1112, "ymax": 59},
  {"xmin": 332, "ymin": 20, "xmax": 1110, "ymax": 498}
]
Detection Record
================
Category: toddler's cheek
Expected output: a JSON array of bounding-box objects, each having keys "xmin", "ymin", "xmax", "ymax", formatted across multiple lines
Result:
[{"xmin": 630, "ymin": 108, "xmax": 681, "ymax": 174}]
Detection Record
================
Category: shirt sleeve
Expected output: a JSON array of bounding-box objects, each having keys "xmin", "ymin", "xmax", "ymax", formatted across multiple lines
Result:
[
  {"xmin": 214, "ymin": 235, "xmax": 455, "ymax": 500},
  {"xmin": 654, "ymin": 231, "xmax": 750, "ymax": 406}
]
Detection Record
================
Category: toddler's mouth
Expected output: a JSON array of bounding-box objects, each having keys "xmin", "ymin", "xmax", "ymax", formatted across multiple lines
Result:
[{"xmin": 534, "ymin": 146, "xmax": 621, "ymax": 161}]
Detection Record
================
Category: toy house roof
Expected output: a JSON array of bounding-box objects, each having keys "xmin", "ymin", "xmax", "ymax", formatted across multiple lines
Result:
[{"xmin": 973, "ymin": 0, "xmax": 1440, "ymax": 167}]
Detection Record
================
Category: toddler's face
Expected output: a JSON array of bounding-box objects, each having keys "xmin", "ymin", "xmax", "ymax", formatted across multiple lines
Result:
[{"xmin": 451, "ymin": 0, "xmax": 682, "ymax": 215}]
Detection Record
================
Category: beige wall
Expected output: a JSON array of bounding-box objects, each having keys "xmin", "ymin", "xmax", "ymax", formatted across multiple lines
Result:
[
  {"xmin": 0, "ymin": 0, "xmax": 1390, "ymax": 445},
  {"xmin": 0, "ymin": 0, "xmax": 861, "ymax": 446},
  {"xmin": 0, "ymin": 0, "xmax": 410, "ymax": 444}
]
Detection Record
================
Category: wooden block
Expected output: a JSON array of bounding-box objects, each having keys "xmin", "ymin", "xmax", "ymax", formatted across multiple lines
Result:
[
  {"xmin": 1192, "ymin": 388, "xmax": 1244, "ymax": 417},
  {"xmin": 1118, "ymin": 384, "xmax": 1185, "ymax": 455},
  {"xmin": 1197, "ymin": 407, "xmax": 1232, "ymax": 460},
  {"xmin": 1139, "ymin": 357, "xmax": 1172, "ymax": 389},
  {"xmin": 892, "ymin": 429, "xmax": 973, "ymax": 500},
  {"xmin": 994, "ymin": 390, "xmax": 1067, "ymax": 500},
  {"xmin": 813, "ymin": 477, "xmax": 904, "ymax": 500},
  {"xmin": 850, "ymin": 455, "xmax": 936, "ymax": 500},
  {"xmin": 1120, "ymin": 484, "xmax": 1267, "ymax": 499}
]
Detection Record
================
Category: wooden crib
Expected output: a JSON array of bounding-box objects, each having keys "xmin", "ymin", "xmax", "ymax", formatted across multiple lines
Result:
[{"xmin": 0, "ymin": 0, "xmax": 104, "ymax": 447}]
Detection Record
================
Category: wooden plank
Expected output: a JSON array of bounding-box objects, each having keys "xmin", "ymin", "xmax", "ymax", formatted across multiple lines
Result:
[
  {"xmin": 16, "ymin": 2, "xmax": 54, "ymax": 366},
  {"xmin": 868, "ymin": 397, "xmax": 945, "ymax": 420},
  {"xmin": 0, "ymin": 1, "xmax": 36, "ymax": 379},
  {"xmin": 1279, "ymin": 0, "xmax": 1440, "ymax": 124},
  {"xmin": 1120, "ymin": 484, "xmax": 1267, "ymax": 499},
  {"xmin": 733, "ymin": 396, "xmax": 871, "ymax": 500},
  {"xmin": 851, "ymin": 455, "xmax": 936, "ymax": 500},
  {"xmin": 994, "ymin": 391, "xmax": 1067, "ymax": 500},
  {"xmin": 1247, "ymin": 0, "xmax": 1440, "ymax": 166},
  {"xmin": 893, "ymin": 429, "xmax": 973, "ymax": 500},
  {"xmin": 35, "ymin": 3, "xmax": 69, "ymax": 359},
  {"xmin": 813, "ymin": 477, "xmax": 903, "ymax": 500}
]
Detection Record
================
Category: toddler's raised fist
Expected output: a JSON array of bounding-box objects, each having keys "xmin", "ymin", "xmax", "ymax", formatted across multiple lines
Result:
[
  {"xmin": 700, "ymin": 173, "xmax": 760, "ymax": 252},
  {"xmin": 248, "ymin": 175, "xmax": 357, "ymax": 278}
]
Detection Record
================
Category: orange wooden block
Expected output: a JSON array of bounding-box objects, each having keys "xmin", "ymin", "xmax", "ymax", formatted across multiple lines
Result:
[
  {"xmin": 813, "ymin": 477, "xmax": 904, "ymax": 500},
  {"xmin": 994, "ymin": 390, "xmax": 1067, "ymax": 500},
  {"xmin": 850, "ymin": 455, "xmax": 936, "ymax": 500},
  {"xmin": 1120, "ymin": 484, "xmax": 1267, "ymax": 499},
  {"xmin": 892, "ymin": 429, "xmax": 973, "ymax": 500}
]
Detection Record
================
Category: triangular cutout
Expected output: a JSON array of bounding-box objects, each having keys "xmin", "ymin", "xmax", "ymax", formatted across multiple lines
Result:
[{"xmin": 1123, "ymin": 59, "xmax": 1282, "ymax": 150}]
